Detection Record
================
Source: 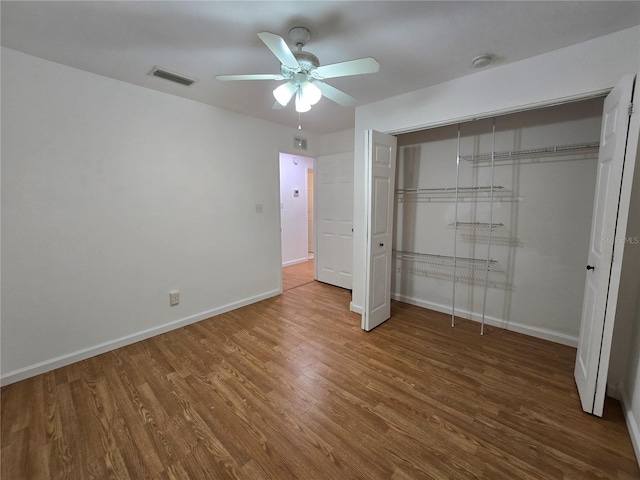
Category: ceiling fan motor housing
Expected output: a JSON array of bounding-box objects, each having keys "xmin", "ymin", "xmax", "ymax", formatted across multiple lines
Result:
[
  {"xmin": 281, "ymin": 51, "xmax": 319, "ymax": 78},
  {"xmin": 294, "ymin": 51, "xmax": 319, "ymax": 71}
]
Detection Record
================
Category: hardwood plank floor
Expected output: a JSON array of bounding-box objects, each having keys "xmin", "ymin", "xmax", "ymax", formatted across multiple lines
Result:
[
  {"xmin": 2, "ymin": 280, "xmax": 638, "ymax": 479},
  {"xmin": 282, "ymin": 259, "xmax": 314, "ymax": 292}
]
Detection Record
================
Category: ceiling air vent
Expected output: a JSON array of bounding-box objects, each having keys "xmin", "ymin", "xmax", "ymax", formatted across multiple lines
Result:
[
  {"xmin": 149, "ymin": 66, "xmax": 196, "ymax": 86},
  {"xmin": 294, "ymin": 136, "xmax": 308, "ymax": 151}
]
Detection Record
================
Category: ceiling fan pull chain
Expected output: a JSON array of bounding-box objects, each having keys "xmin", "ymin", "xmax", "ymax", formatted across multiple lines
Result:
[{"xmin": 298, "ymin": 111, "xmax": 302, "ymax": 130}]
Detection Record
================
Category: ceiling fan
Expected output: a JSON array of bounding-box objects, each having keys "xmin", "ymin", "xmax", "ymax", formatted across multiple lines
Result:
[{"xmin": 216, "ymin": 27, "xmax": 380, "ymax": 113}]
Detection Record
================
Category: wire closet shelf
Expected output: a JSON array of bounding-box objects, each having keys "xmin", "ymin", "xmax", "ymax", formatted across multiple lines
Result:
[
  {"xmin": 392, "ymin": 250, "xmax": 510, "ymax": 288},
  {"xmin": 396, "ymin": 185, "xmax": 519, "ymax": 203},
  {"xmin": 459, "ymin": 141, "xmax": 600, "ymax": 164},
  {"xmin": 447, "ymin": 222, "xmax": 519, "ymax": 246}
]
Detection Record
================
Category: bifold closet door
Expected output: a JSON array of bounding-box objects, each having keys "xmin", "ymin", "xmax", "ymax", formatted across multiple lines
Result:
[
  {"xmin": 575, "ymin": 73, "xmax": 639, "ymax": 417},
  {"xmin": 363, "ymin": 130, "xmax": 397, "ymax": 331}
]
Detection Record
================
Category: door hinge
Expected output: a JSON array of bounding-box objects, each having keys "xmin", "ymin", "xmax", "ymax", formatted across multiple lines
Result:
[{"xmin": 629, "ymin": 103, "xmax": 634, "ymax": 116}]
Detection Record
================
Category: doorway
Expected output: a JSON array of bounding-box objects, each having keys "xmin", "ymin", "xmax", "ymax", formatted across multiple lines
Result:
[{"xmin": 279, "ymin": 152, "xmax": 315, "ymax": 290}]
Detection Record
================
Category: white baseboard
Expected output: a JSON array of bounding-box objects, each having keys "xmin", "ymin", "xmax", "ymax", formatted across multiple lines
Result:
[
  {"xmin": 621, "ymin": 388, "xmax": 640, "ymax": 469},
  {"xmin": 1, "ymin": 289, "xmax": 281, "ymax": 386},
  {"xmin": 282, "ymin": 257, "xmax": 310, "ymax": 267},
  {"xmin": 350, "ymin": 302, "xmax": 363, "ymax": 314},
  {"xmin": 391, "ymin": 293, "xmax": 578, "ymax": 347}
]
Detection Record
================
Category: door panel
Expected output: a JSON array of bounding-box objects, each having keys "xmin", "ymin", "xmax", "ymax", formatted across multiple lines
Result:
[
  {"xmin": 363, "ymin": 130, "xmax": 397, "ymax": 331},
  {"xmin": 316, "ymin": 152, "xmax": 354, "ymax": 289},
  {"xmin": 373, "ymin": 177, "xmax": 390, "ymax": 234},
  {"xmin": 575, "ymin": 73, "xmax": 637, "ymax": 416},
  {"xmin": 372, "ymin": 253, "xmax": 387, "ymax": 309}
]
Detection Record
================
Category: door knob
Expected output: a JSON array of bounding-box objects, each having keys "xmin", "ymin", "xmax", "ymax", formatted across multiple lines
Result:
[
  {"xmin": 587, "ymin": 265, "xmax": 595, "ymax": 271},
  {"xmin": 379, "ymin": 243, "xmax": 384, "ymax": 247}
]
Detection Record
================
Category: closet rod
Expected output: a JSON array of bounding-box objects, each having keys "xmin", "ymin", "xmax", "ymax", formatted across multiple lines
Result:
[
  {"xmin": 393, "ymin": 251, "xmax": 498, "ymax": 267},
  {"xmin": 395, "ymin": 185, "xmax": 517, "ymax": 203},
  {"xmin": 448, "ymin": 222, "xmax": 505, "ymax": 230},
  {"xmin": 398, "ymin": 186, "xmax": 506, "ymax": 193}
]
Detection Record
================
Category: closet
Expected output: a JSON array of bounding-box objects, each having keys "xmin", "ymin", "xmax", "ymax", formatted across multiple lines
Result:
[{"xmin": 391, "ymin": 98, "xmax": 605, "ymax": 345}]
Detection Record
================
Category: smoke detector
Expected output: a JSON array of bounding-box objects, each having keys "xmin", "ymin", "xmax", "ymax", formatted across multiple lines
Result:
[{"xmin": 472, "ymin": 54, "xmax": 493, "ymax": 68}]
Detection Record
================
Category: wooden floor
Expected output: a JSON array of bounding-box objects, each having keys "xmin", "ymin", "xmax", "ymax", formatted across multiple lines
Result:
[
  {"xmin": 2, "ymin": 270, "xmax": 639, "ymax": 479},
  {"xmin": 282, "ymin": 258, "xmax": 315, "ymax": 292}
]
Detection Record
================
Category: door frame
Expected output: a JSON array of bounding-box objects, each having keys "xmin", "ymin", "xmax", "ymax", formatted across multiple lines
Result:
[
  {"xmin": 277, "ymin": 151, "xmax": 317, "ymax": 289},
  {"xmin": 356, "ymin": 92, "xmax": 612, "ymax": 312},
  {"xmin": 306, "ymin": 165, "xmax": 315, "ymax": 261}
]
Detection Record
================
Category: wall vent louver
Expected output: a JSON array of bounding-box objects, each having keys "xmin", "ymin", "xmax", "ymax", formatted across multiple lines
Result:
[
  {"xmin": 294, "ymin": 136, "xmax": 308, "ymax": 151},
  {"xmin": 149, "ymin": 66, "xmax": 196, "ymax": 86}
]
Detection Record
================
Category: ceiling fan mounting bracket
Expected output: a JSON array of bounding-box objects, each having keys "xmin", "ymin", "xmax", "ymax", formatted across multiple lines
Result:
[{"xmin": 289, "ymin": 26, "xmax": 311, "ymax": 49}]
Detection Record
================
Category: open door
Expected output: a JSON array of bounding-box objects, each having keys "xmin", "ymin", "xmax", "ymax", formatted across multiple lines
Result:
[
  {"xmin": 362, "ymin": 130, "xmax": 397, "ymax": 331},
  {"xmin": 315, "ymin": 152, "xmax": 354, "ymax": 289},
  {"xmin": 575, "ymin": 73, "xmax": 639, "ymax": 416}
]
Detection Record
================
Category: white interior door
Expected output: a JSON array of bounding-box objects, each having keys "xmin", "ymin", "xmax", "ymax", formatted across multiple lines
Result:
[
  {"xmin": 363, "ymin": 130, "xmax": 397, "ymax": 331},
  {"xmin": 575, "ymin": 73, "xmax": 638, "ymax": 416},
  {"xmin": 315, "ymin": 152, "xmax": 354, "ymax": 289}
]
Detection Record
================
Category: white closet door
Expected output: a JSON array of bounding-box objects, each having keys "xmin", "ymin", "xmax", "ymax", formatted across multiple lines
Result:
[
  {"xmin": 575, "ymin": 73, "xmax": 638, "ymax": 416},
  {"xmin": 315, "ymin": 152, "xmax": 354, "ymax": 290},
  {"xmin": 363, "ymin": 130, "xmax": 397, "ymax": 331}
]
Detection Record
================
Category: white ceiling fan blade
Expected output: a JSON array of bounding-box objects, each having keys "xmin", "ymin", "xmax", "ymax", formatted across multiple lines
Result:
[
  {"xmin": 216, "ymin": 74, "xmax": 284, "ymax": 81},
  {"xmin": 315, "ymin": 81, "xmax": 357, "ymax": 107},
  {"xmin": 257, "ymin": 32, "xmax": 300, "ymax": 70},
  {"xmin": 314, "ymin": 57, "xmax": 380, "ymax": 79}
]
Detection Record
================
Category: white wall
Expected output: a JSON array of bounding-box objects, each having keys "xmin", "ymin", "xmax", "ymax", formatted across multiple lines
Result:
[
  {"xmin": 622, "ymin": 280, "xmax": 640, "ymax": 466},
  {"xmin": 0, "ymin": 47, "xmax": 319, "ymax": 384},
  {"xmin": 393, "ymin": 100, "xmax": 602, "ymax": 344},
  {"xmin": 352, "ymin": 26, "xmax": 640, "ymax": 314},
  {"xmin": 280, "ymin": 153, "xmax": 314, "ymax": 266},
  {"xmin": 320, "ymin": 129, "xmax": 355, "ymax": 156}
]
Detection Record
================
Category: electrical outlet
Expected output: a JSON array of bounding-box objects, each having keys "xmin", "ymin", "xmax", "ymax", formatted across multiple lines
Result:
[{"xmin": 169, "ymin": 290, "xmax": 180, "ymax": 306}]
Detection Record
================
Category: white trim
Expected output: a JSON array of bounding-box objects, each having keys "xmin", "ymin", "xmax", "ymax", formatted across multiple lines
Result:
[
  {"xmin": 350, "ymin": 302, "xmax": 363, "ymax": 314},
  {"xmin": 621, "ymin": 388, "xmax": 640, "ymax": 469},
  {"xmin": 391, "ymin": 293, "xmax": 578, "ymax": 347},
  {"xmin": 386, "ymin": 90, "xmax": 611, "ymax": 136},
  {"xmin": 1, "ymin": 289, "xmax": 281, "ymax": 386},
  {"xmin": 282, "ymin": 257, "xmax": 310, "ymax": 267}
]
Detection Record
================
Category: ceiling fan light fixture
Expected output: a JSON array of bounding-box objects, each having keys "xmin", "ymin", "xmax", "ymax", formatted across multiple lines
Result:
[
  {"xmin": 295, "ymin": 92, "xmax": 311, "ymax": 113},
  {"xmin": 273, "ymin": 82, "xmax": 296, "ymax": 106},
  {"xmin": 301, "ymin": 81, "xmax": 322, "ymax": 105}
]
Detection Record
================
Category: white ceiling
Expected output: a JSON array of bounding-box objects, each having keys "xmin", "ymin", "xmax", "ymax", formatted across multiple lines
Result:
[{"xmin": 2, "ymin": 1, "xmax": 639, "ymax": 135}]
